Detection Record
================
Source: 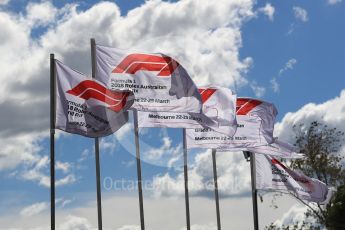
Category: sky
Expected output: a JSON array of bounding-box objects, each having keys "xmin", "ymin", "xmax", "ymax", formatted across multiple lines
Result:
[{"xmin": 0, "ymin": 0, "xmax": 345, "ymax": 229}]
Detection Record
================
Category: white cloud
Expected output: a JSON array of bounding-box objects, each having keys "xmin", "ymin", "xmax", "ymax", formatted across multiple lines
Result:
[
  {"xmin": 0, "ymin": 0, "xmax": 255, "ymax": 184},
  {"xmin": 56, "ymin": 174, "xmax": 77, "ymax": 187},
  {"xmin": 0, "ymin": 133, "xmax": 44, "ymax": 171},
  {"xmin": 270, "ymin": 78, "xmax": 279, "ymax": 93},
  {"xmin": 121, "ymin": 160, "xmax": 136, "ymax": 168},
  {"xmin": 117, "ymin": 226, "xmax": 140, "ymax": 230},
  {"xmin": 153, "ymin": 150, "xmax": 251, "ymax": 198},
  {"xmin": 0, "ymin": 193, "xmax": 301, "ymax": 230},
  {"xmin": 78, "ymin": 149, "xmax": 90, "ymax": 163},
  {"xmin": 20, "ymin": 202, "xmax": 49, "ymax": 217},
  {"xmin": 146, "ymin": 137, "xmax": 173, "ymax": 159},
  {"xmin": 58, "ymin": 215, "xmax": 96, "ymax": 230},
  {"xmin": 116, "ymin": 123, "xmax": 132, "ymax": 140},
  {"xmin": 258, "ymin": 3, "xmax": 275, "ymax": 21},
  {"xmin": 100, "ymin": 137, "xmax": 117, "ymax": 154},
  {"xmin": 0, "ymin": 0, "xmax": 9, "ymax": 5},
  {"xmin": 272, "ymin": 204, "xmax": 321, "ymax": 228},
  {"xmin": 56, "ymin": 161, "xmax": 72, "ymax": 174},
  {"xmin": 144, "ymin": 136, "xmax": 183, "ymax": 168},
  {"xmin": 18, "ymin": 155, "xmax": 76, "ymax": 187},
  {"xmin": 275, "ymin": 90, "xmax": 345, "ymax": 144},
  {"xmin": 250, "ymin": 81, "xmax": 266, "ymax": 97},
  {"xmin": 279, "ymin": 58, "xmax": 297, "ymax": 75},
  {"xmin": 271, "ymin": 58, "xmax": 297, "ymax": 93},
  {"xmin": 26, "ymin": 1, "xmax": 57, "ymax": 27},
  {"xmin": 328, "ymin": 0, "xmax": 342, "ymax": 5},
  {"xmin": 293, "ymin": 6, "xmax": 308, "ymax": 22}
]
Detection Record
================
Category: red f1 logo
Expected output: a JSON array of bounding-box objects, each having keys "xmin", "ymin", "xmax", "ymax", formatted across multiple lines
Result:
[
  {"xmin": 67, "ymin": 80, "xmax": 131, "ymax": 112},
  {"xmin": 112, "ymin": 54, "xmax": 179, "ymax": 77},
  {"xmin": 198, "ymin": 88, "xmax": 217, "ymax": 104},
  {"xmin": 236, "ymin": 98, "xmax": 262, "ymax": 115}
]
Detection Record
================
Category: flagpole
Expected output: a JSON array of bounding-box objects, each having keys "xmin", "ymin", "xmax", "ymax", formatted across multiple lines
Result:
[
  {"xmin": 133, "ymin": 110, "xmax": 145, "ymax": 230},
  {"xmin": 91, "ymin": 38, "xmax": 103, "ymax": 230},
  {"xmin": 250, "ymin": 151, "xmax": 259, "ymax": 230},
  {"xmin": 50, "ymin": 53, "xmax": 56, "ymax": 230},
  {"xmin": 212, "ymin": 149, "xmax": 221, "ymax": 230},
  {"xmin": 182, "ymin": 129, "xmax": 191, "ymax": 230}
]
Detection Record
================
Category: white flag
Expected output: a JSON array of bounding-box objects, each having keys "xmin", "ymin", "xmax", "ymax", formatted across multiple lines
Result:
[
  {"xmin": 55, "ymin": 60, "xmax": 133, "ymax": 137},
  {"xmin": 138, "ymin": 86, "xmax": 237, "ymax": 136},
  {"xmin": 186, "ymin": 98, "xmax": 277, "ymax": 149},
  {"xmin": 255, "ymin": 154, "xmax": 329, "ymax": 203},
  {"xmin": 95, "ymin": 44, "xmax": 202, "ymax": 112},
  {"xmin": 247, "ymin": 139, "xmax": 305, "ymax": 159}
]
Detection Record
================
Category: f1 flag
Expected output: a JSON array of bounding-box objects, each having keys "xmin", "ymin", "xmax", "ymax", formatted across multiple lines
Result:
[
  {"xmin": 186, "ymin": 98, "xmax": 277, "ymax": 149},
  {"xmin": 55, "ymin": 60, "xmax": 133, "ymax": 137},
  {"xmin": 95, "ymin": 44, "xmax": 202, "ymax": 112},
  {"xmin": 255, "ymin": 154, "xmax": 329, "ymax": 203},
  {"xmin": 247, "ymin": 139, "xmax": 305, "ymax": 159},
  {"xmin": 137, "ymin": 86, "xmax": 237, "ymax": 136}
]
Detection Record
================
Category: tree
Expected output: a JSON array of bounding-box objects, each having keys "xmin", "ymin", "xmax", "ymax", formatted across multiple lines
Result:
[
  {"xmin": 325, "ymin": 185, "xmax": 345, "ymax": 229},
  {"xmin": 265, "ymin": 121, "xmax": 345, "ymax": 229}
]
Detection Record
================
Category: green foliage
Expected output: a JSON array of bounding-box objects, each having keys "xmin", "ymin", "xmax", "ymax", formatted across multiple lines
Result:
[
  {"xmin": 291, "ymin": 121, "xmax": 345, "ymax": 187},
  {"xmin": 265, "ymin": 221, "xmax": 321, "ymax": 230},
  {"xmin": 266, "ymin": 121, "xmax": 345, "ymax": 229},
  {"xmin": 326, "ymin": 185, "xmax": 345, "ymax": 230}
]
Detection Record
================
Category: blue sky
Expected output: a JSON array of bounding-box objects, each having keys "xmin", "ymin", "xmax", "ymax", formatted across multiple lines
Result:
[{"xmin": 1, "ymin": 0, "xmax": 345, "ymax": 229}]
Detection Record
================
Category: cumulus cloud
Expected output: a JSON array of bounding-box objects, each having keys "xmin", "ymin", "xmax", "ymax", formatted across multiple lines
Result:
[
  {"xmin": 58, "ymin": 215, "xmax": 97, "ymax": 230},
  {"xmin": 258, "ymin": 3, "xmax": 275, "ymax": 21},
  {"xmin": 117, "ymin": 226, "xmax": 140, "ymax": 230},
  {"xmin": 56, "ymin": 161, "xmax": 72, "ymax": 174},
  {"xmin": 272, "ymin": 204, "xmax": 315, "ymax": 228},
  {"xmin": 20, "ymin": 202, "xmax": 49, "ymax": 217},
  {"xmin": 0, "ymin": 0, "xmax": 255, "ymax": 184},
  {"xmin": 153, "ymin": 150, "xmax": 251, "ymax": 198},
  {"xmin": 16, "ymin": 155, "xmax": 76, "ymax": 187},
  {"xmin": 293, "ymin": 6, "xmax": 308, "ymax": 22},
  {"xmin": 0, "ymin": 194, "xmax": 270, "ymax": 230},
  {"xmin": 145, "ymin": 136, "xmax": 183, "ymax": 168},
  {"xmin": 26, "ymin": 1, "xmax": 58, "ymax": 28},
  {"xmin": 250, "ymin": 81, "xmax": 266, "ymax": 97},
  {"xmin": 275, "ymin": 90, "xmax": 345, "ymax": 144}
]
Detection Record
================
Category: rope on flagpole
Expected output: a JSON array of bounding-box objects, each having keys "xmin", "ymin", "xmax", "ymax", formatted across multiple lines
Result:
[
  {"xmin": 133, "ymin": 109, "xmax": 146, "ymax": 230},
  {"xmin": 50, "ymin": 53, "xmax": 56, "ymax": 230},
  {"xmin": 212, "ymin": 149, "xmax": 221, "ymax": 230},
  {"xmin": 91, "ymin": 38, "xmax": 103, "ymax": 230},
  {"xmin": 183, "ymin": 128, "xmax": 191, "ymax": 230}
]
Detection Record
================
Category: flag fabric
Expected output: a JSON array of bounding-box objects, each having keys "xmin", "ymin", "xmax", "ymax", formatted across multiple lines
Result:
[
  {"xmin": 137, "ymin": 86, "xmax": 237, "ymax": 136},
  {"xmin": 55, "ymin": 60, "xmax": 133, "ymax": 138},
  {"xmin": 255, "ymin": 154, "xmax": 329, "ymax": 203},
  {"xmin": 186, "ymin": 98, "xmax": 277, "ymax": 149},
  {"xmin": 247, "ymin": 139, "xmax": 305, "ymax": 159},
  {"xmin": 95, "ymin": 44, "xmax": 202, "ymax": 112}
]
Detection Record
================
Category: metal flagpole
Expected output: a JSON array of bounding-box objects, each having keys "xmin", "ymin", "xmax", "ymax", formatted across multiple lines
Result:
[
  {"xmin": 91, "ymin": 38, "xmax": 103, "ymax": 230},
  {"xmin": 133, "ymin": 110, "xmax": 145, "ymax": 230},
  {"xmin": 244, "ymin": 151, "xmax": 259, "ymax": 230},
  {"xmin": 182, "ymin": 129, "xmax": 191, "ymax": 230},
  {"xmin": 211, "ymin": 149, "xmax": 221, "ymax": 230},
  {"xmin": 50, "ymin": 53, "xmax": 56, "ymax": 230},
  {"xmin": 250, "ymin": 152, "xmax": 259, "ymax": 230}
]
